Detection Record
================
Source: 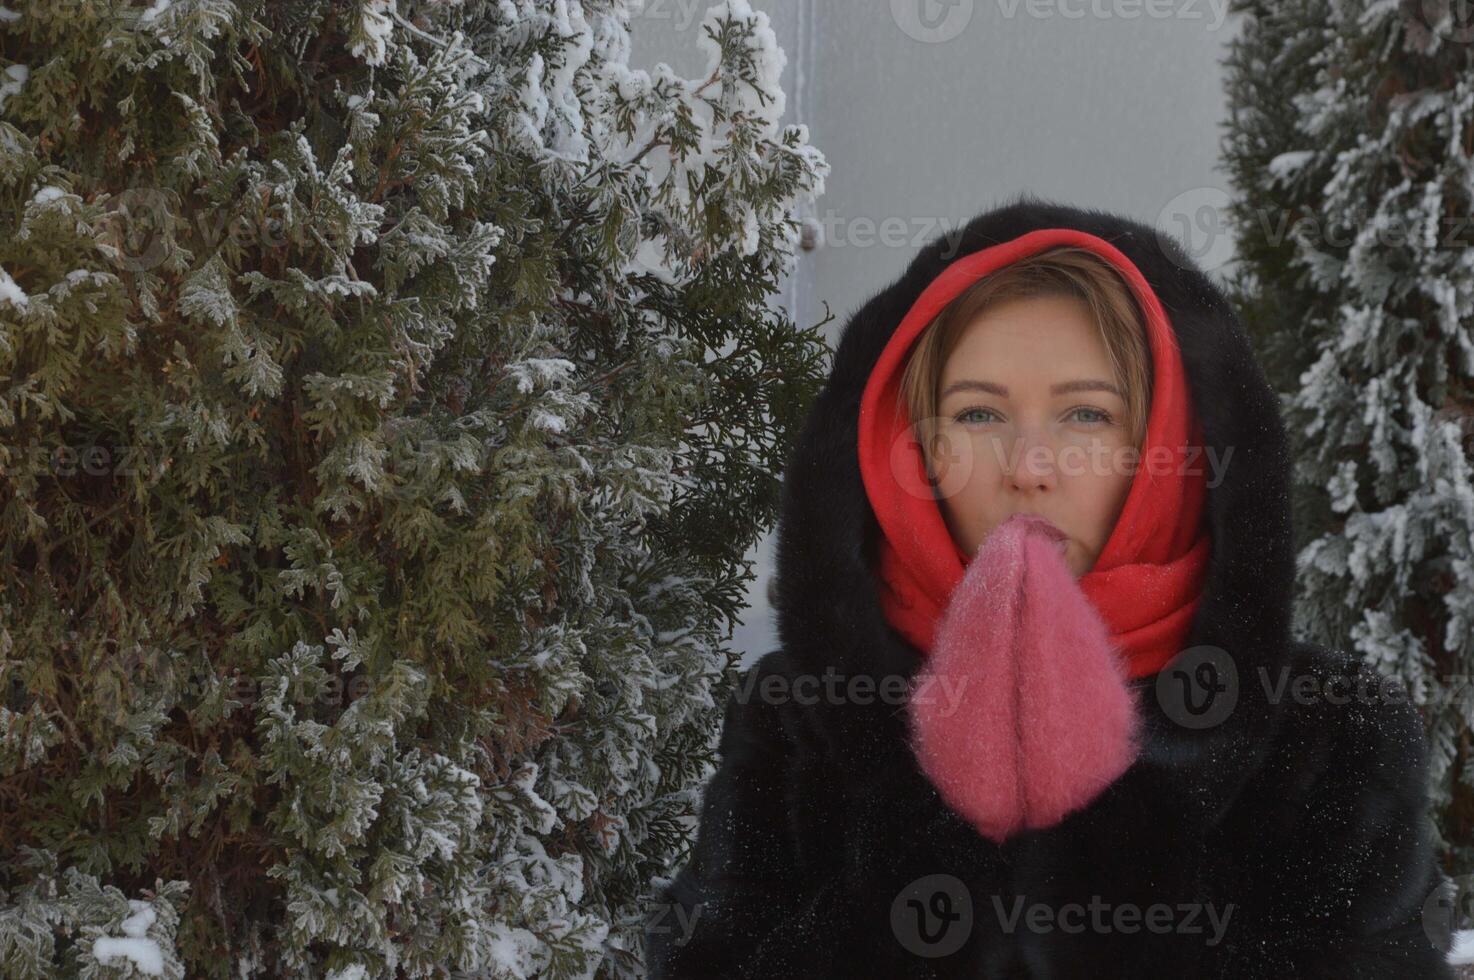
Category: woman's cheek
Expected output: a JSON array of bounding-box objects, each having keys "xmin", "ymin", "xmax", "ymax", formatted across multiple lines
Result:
[
  {"xmin": 932, "ymin": 429, "xmax": 997, "ymax": 498},
  {"xmin": 972, "ymin": 430, "xmax": 1019, "ymax": 478}
]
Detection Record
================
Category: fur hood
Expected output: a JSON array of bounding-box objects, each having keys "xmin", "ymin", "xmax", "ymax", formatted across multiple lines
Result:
[{"xmin": 645, "ymin": 196, "xmax": 1456, "ymax": 978}]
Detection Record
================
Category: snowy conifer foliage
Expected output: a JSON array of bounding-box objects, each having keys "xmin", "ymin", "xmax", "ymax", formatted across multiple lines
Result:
[
  {"xmin": 0, "ymin": 1, "xmax": 828, "ymax": 976},
  {"xmin": 1223, "ymin": 0, "xmax": 1474, "ymax": 876}
]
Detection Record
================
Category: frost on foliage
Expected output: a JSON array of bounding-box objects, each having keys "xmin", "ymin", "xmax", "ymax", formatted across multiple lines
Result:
[
  {"xmin": 91, "ymin": 901, "xmax": 167, "ymax": 976},
  {"xmin": 0, "ymin": 704, "xmax": 62, "ymax": 774},
  {"xmin": 500, "ymin": 0, "xmax": 827, "ymax": 277},
  {"xmin": 256, "ymin": 644, "xmax": 493, "ymax": 975},
  {"xmin": 0, "ymin": 63, "xmax": 26, "ymax": 113},
  {"xmin": 1228, "ymin": 1, "xmax": 1474, "ymax": 873},
  {"xmin": 484, "ymin": 835, "xmax": 609, "ymax": 980},
  {"xmin": 350, "ymin": 0, "xmax": 398, "ymax": 67},
  {"xmin": 0, "ymin": 1, "xmax": 824, "ymax": 977},
  {"xmin": 513, "ymin": 1, "xmax": 595, "ymax": 162},
  {"xmin": 505, "ymin": 354, "xmax": 596, "ymax": 439},
  {"xmin": 0, "ymin": 849, "xmax": 188, "ymax": 980},
  {"xmin": 615, "ymin": 0, "xmax": 826, "ymax": 265},
  {"xmin": 0, "ymin": 264, "xmax": 27, "ymax": 309},
  {"xmin": 1266, "ymin": 149, "xmax": 1315, "ymax": 187}
]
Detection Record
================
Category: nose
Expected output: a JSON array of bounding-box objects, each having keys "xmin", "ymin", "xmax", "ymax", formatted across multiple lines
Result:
[{"xmin": 1004, "ymin": 427, "xmax": 1059, "ymax": 492}]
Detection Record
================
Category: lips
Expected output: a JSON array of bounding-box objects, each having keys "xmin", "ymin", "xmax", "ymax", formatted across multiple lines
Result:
[
  {"xmin": 906, "ymin": 511, "xmax": 1142, "ymax": 842},
  {"xmin": 978, "ymin": 514, "xmax": 1068, "ymax": 560},
  {"xmin": 1003, "ymin": 513, "xmax": 1065, "ymax": 541}
]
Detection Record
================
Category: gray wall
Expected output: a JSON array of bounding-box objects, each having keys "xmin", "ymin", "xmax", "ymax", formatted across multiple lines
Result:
[{"xmin": 629, "ymin": 0, "xmax": 1242, "ymax": 669}]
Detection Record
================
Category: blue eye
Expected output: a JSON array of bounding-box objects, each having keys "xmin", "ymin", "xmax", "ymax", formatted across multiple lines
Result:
[
  {"xmin": 1071, "ymin": 407, "xmax": 1113, "ymax": 425},
  {"xmin": 954, "ymin": 406, "xmax": 1113, "ymax": 426},
  {"xmin": 955, "ymin": 407, "xmax": 998, "ymax": 425}
]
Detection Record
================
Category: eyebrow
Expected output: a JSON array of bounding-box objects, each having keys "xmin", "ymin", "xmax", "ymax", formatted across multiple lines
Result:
[{"xmin": 939, "ymin": 379, "xmax": 1125, "ymax": 400}]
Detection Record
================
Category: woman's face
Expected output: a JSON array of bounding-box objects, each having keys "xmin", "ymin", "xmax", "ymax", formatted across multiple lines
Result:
[{"xmin": 929, "ymin": 294, "xmax": 1139, "ymax": 576}]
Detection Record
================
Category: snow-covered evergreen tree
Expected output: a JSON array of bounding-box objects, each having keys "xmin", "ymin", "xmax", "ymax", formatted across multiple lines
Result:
[
  {"xmin": 1223, "ymin": 0, "xmax": 1473, "ymax": 878},
  {"xmin": 0, "ymin": 1, "xmax": 827, "ymax": 976}
]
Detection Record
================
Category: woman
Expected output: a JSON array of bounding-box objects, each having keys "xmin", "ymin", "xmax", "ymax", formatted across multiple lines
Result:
[{"xmin": 644, "ymin": 198, "xmax": 1455, "ymax": 978}]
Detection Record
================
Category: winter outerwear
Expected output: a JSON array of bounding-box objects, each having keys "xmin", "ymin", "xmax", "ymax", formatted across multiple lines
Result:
[
  {"xmin": 859, "ymin": 227, "xmax": 1212, "ymax": 680},
  {"xmin": 644, "ymin": 198, "xmax": 1455, "ymax": 979}
]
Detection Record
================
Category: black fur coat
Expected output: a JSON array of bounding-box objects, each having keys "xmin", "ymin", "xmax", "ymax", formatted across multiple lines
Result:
[{"xmin": 644, "ymin": 198, "xmax": 1456, "ymax": 979}]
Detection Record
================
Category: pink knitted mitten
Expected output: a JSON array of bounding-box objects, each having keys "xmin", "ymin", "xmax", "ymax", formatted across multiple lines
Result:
[{"xmin": 906, "ymin": 513, "xmax": 1143, "ymax": 842}]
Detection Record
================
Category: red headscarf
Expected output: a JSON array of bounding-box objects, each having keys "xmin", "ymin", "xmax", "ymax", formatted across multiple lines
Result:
[{"xmin": 857, "ymin": 228, "xmax": 1212, "ymax": 680}]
